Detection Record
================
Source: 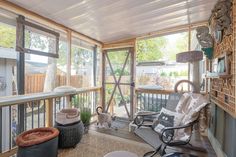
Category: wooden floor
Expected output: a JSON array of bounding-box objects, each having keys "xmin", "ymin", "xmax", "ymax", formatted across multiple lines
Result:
[{"xmin": 90, "ymin": 119, "xmax": 217, "ymax": 157}]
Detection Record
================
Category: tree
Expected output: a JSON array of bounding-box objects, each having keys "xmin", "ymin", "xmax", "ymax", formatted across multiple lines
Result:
[
  {"xmin": 165, "ymin": 33, "xmax": 188, "ymax": 61},
  {"xmin": 0, "ymin": 24, "xmax": 16, "ymax": 48},
  {"xmin": 136, "ymin": 37, "xmax": 168, "ymax": 62},
  {"xmin": 57, "ymin": 41, "xmax": 67, "ymax": 66},
  {"xmin": 43, "ymin": 38, "xmax": 57, "ymax": 92}
]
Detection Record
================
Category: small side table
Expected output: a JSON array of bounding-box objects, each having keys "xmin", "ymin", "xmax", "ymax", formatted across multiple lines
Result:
[{"xmin": 104, "ymin": 151, "xmax": 138, "ymax": 157}]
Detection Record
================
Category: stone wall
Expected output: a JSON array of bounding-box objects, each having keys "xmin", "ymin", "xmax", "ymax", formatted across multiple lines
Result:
[
  {"xmin": 210, "ymin": 0, "xmax": 236, "ymax": 117},
  {"xmin": 208, "ymin": 1, "xmax": 236, "ymax": 157}
]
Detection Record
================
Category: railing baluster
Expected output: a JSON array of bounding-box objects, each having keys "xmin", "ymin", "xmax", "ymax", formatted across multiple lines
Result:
[
  {"xmin": 37, "ymin": 101, "xmax": 40, "ymax": 128},
  {"xmin": 138, "ymin": 92, "xmax": 141, "ymax": 112},
  {"xmin": 144, "ymin": 93, "xmax": 146, "ymax": 111},
  {"xmin": 54, "ymin": 98, "xmax": 56, "ymax": 120},
  {"xmin": 43, "ymin": 100, "xmax": 46, "ymax": 127},
  {"xmin": 0, "ymin": 107, "xmax": 2, "ymax": 153},
  {"xmin": 24, "ymin": 103, "xmax": 27, "ymax": 130},
  {"xmin": 154, "ymin": 94, "xmax": 157, "ymax": 112},
  {"xmin": 0, "ymin": 87, "xmax": 102, "ymax": 156},
  {"xmin": 160, "ymin": 94, "xmax": 163, "ymax": 109},
  {"xmin": 82, "ymin": 93, "xmax": 84, "ymax": 109},
  {"xmin": 93, "ymin": 91, "xmax": 95, "ymax": 113},
  {"xmin": 151, "ymin": 94, "xmax": 154, "ymax": 111},
  {"xmin": 31, "ymin": 102, "xmax": 34, "ymax": 129},
  {"xmin": 85, "ymin": 92, "xmax": 89, "ymax": 108},
  {"xmin": 63, "ymin": 96, "xmax": 65, "ymax": 109},
  {"xmin": 9, "ymin": 106, "xmax": 12, "ymax": 149},
  {"xmin": 46, "ymin": 98, "xmax": 54, "ymax": 127},
  {"xmin": 165, "ymin": 94, "xmax": 167, "ymax": 107},
  {"xmin": 59, "ymin": 97, "xmax": 61, "ymax": 111}
]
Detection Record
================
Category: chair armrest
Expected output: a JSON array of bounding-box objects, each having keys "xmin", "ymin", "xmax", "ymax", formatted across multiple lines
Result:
[
  {"xmin": 160, "ymin": 119, "xmax": 198, "ymax": 146},
  {"xmin": 134, "ymin": 113, "xmax": 160, "ymax": 128}
]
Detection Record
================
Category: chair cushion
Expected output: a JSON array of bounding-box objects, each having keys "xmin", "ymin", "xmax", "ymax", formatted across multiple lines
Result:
[
  {"xmin": 154, "ymin": 108, "xmax": 184, "ymax": 134},
  {"xmin": 16, "ymin": 127, "xmax": 59, "ymax": 147},
  {"xmin": 174, "ymin": 93, "xmax": 209, "ymax": 141},
  {"xmin": 176, "ymin": 93, "xmax": 209, "ymax": 125}
]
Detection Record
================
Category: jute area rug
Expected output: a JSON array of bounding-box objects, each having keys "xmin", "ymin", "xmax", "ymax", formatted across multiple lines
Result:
[{"xmin": 58, "ymin": 130, "xmax": 156, "ymax": 157}]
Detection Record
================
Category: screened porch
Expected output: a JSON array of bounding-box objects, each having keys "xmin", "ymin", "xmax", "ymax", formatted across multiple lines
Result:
[{"xmin": 0, "ymin": 0, "xmax": 235, "ymax": 157}]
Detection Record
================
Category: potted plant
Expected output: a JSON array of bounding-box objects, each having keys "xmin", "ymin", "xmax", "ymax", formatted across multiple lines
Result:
[{"xmin": 80, "ymin": 108, "xmax": 91, "ymax": 133}]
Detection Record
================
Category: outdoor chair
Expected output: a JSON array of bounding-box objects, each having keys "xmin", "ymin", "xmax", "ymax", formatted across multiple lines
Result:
[
  {"xmin": 134, "ymin": 80, "xmax": 196, "ymax": 128},
  {"xmin": 134, "ymin": 92, "xmax": 210, "ymax": 157},
  {"xmin": 134, "ymin": 93, "xmax": 182, "ymax": 128}
]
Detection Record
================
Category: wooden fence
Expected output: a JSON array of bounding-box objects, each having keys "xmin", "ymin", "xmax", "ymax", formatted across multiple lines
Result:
[{"xmin": 25, "ymin": 74, "xmax": 85, "ymax": 94}]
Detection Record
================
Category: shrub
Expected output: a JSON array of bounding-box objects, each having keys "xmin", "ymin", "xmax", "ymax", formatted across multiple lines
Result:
[{"xmin": 80, "ymin": 108, "xmax": 91, "ymax": 126}]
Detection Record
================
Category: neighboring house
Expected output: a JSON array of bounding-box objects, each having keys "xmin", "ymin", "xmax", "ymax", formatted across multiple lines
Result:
[
  {"xmin": 136, "ymin": 61, "xmax": 188, "ymax": 76},
  {"xmin": 25, "ymin": 60, "xmax": 66, "ymax": 75},
  {"xmin": 0, "ymin": 47, "xmax": 17, "ymax": 152}
]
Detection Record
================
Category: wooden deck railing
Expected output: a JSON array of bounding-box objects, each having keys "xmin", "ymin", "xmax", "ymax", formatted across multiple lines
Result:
[
  {"xmin": 135, "ymin": 88, "xmax": 174, "ymax": 113},
  {"xmin": 0, "ymin": 86, "xmax": 101, "ymax": 157}
]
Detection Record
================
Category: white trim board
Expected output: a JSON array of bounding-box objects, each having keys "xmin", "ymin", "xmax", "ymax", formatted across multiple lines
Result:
[{"xmin": 208, "ymin": 129, "xmax": 228, "ymax": 157}]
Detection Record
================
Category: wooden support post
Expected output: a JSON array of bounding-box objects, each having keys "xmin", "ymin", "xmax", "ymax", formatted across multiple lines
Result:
[
  {"xmin": 46, "ymin": 98, "xmax": 54, "ymax": 127},
  {"xmin": 16, "ymin": 15, "xmax": 25, "ymax": 134},
  {"xmin": 130, "ymin": 47, "xmax": 135, "ymax": 120},
  {"xmin": 101, "ymin": 50, "xmax": 106, "ymax": 112},
  {"xmin": 66, "ymin": 30, "xmax": 71, "ymax": 86},
  {"xmin": 188, "ymin": 26, "xmax": 191, "ymax": 91},
  {"xmin": 99, "ymin": 87, "xmax": 103, "ymax": 108}
]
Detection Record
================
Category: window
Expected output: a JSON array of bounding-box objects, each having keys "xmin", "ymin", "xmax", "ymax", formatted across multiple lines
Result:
[
  {"xmin": 0, "ymin": 23, "xmax": 17, "ymax": 97},
  {"xmin": 136, "ymin": 31, "xmax": 189, "ymax": 90},
  {"xmin": 24, "ymin": 40, "xmax": 68, "ymax": 93},
  {"xmin": 17, "ymin": 17, "xmax": 59, "ymax": 58},
  {"xmin": 0, "ymin": 11, "xmax": 18, "ymax": 152},
  {"xmin": 71, "ymin": 37, "xmax": 95, "ymax": 88}
]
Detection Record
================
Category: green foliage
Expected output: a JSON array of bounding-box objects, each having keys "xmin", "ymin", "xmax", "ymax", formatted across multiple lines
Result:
[
  {"xmin": 72, "ymin": 95, "xmax": 90, "ymax": 108},
  {"xmin": 137, "ymin": 37, "xmax": 167, "ymax": 62},
  {"xmin": 80, "ymin": 108, "xmax": 92, "ymax": 125},
  {"xmin": 24, "ymin": 31, "xmax": 47, "ymax": 51},
  {"xmin": 113, "ymin": 68, "xmax": 129, "ymax": 76},
  {"xmin": 160, "ymin": 70, "xmax": 188, "ymax": 77},
  {"xmin": 137, "ymin": 32, "xmax": 188, "ymax": 62},
  {"xmin": 108, "ymin": 51, "xmax": 128, "ymax": 65},
  {"xmin": 57, "ymin": 41, "xmax": 68, "ymax": 66},
  {"xmin": 165, "ymin": 33, "xmax": 188, "ymax": 60},
  {"xmin": 178, "ymin": 70, "xmax": 188, "ymax": 76},
  {"xmin": 160, "ymin": 71, "xmax": 168, "ymax": 77},
  {"xmin": 0, "ymin": 24, "xmax": 16, "ymax": 48}
]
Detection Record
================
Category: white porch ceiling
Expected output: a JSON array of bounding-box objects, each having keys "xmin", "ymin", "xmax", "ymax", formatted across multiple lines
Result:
[{"xmin": 8, "ymin": 0, "xmax": 217, "ymax": 43}]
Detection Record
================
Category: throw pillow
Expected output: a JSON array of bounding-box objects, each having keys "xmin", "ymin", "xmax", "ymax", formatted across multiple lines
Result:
[{"xmin": 154, "ymin": 108, "xmax": 184, "ymax": 134}]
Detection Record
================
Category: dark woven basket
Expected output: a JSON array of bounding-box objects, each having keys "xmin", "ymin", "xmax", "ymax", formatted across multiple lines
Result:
[
  {"xmin": 17, "ymin": 137, "xmax": 58, "ymax": 157},
  {"xmin": 54, "ymin": 121, "xmax": 84, "ymax": 148}
]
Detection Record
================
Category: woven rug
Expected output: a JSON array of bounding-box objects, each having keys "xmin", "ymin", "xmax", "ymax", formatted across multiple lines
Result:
[
  {"xmin": 134, "ymin": 127, "xmax": 162, "ymax": 149},
  {"xmin": 59, "ymin": 130, "xmax": 156, "ymax": 157}
]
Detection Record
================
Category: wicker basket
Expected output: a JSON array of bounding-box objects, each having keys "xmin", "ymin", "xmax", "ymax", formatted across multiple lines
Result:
[
  {"xmin": 54, "ymin": 121, "xmax": 84, "ymax": 148},
  {"xmin": 56, "ymin": 108, "xmax": 80, "ymax": 125}
]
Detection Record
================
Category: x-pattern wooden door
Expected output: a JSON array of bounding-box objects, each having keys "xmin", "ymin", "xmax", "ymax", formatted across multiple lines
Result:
[{"xmin": 102, "ymin": 48, "xmax": 134, "ymax": 119}]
